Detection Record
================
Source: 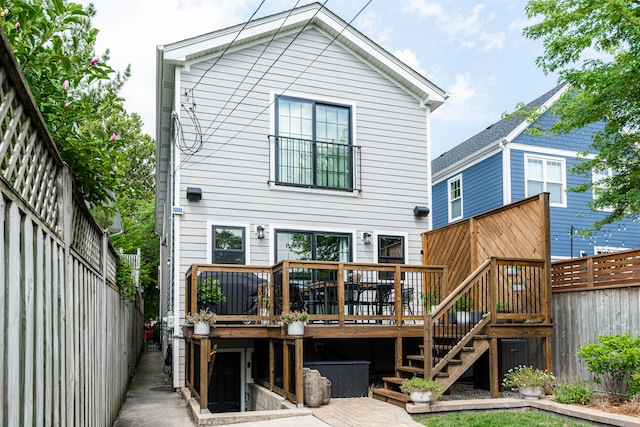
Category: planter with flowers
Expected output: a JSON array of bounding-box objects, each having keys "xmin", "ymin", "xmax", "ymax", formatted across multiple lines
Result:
[
  {"xmin": 502, "ymin": 365, "xmax": 555, "ymax": 399},
  {"xmin": 185, "ymin": 310, "xmax": 216, "ymax": 336},
  {"xmin": 280, "ymin": 310, "xmax": 309, "ymax": 336},
  {"xmin": 399, "ymin": 376, "xmax": 442, "ymax": 406}
]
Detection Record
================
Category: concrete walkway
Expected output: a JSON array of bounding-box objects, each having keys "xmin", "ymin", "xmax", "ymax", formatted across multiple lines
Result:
[{"xmin": 114, "ymin": 346, "xmax": 194, "ymax": 426}]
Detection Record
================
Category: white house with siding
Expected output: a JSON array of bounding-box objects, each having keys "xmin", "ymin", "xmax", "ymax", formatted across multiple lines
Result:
[{"xmin": 155, "ymin": 2, "xmax": 447, "ymax": 390}]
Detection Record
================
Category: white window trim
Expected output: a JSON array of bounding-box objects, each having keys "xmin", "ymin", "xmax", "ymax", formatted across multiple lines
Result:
[
  {"xmin": 524, "ymin": 154, "xmax": 567, "ymax": 208},
  {"xmin": 269, "ymin": 90, "xmax": 358, "ymax": 193},
  {"xmin": 592, "ymin": 168, "xmax": 614, "ymax": 212},
  {"xmin": 269, "ymin": 224, "xmax": 358, "ymax": 265},
  {"xmin": 447, "ymin": 174, "xmax": 463, "ymax": 222},
  {"xmin": 206, "ymin": 221, "xmax": 252, "ymax": 265}
]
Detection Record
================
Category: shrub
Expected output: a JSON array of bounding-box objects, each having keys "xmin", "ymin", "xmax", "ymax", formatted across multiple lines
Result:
[
  {"xmin": 576, "ymin": 333, "xmax": 640, "ymax": 398},
  {"xmin": 502, "ymin": 365, "xmax": 555, "ymax": 390},
  {"xmin": 553, "ymin": 377, "xmax": 594, "ymax": 404}
]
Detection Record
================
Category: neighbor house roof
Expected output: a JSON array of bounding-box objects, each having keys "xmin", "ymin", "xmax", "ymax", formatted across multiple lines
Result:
[
  {"xmin": 154, "ymin": 2, "xmax": 448, "ymax": 232},
  {"xmin": 432, "ymin": 84, "xmax": 569, "ymax": 178}
]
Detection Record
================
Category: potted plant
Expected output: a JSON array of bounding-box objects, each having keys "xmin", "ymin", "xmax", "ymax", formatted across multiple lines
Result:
[
  {"xmin": 502, "ymin": 365, "xmax": 555, "ymax": 399},
  {"xmin": 197, "ymin": 276, "xmax": 226, "ymax": 310},
  {"xmin": 452, "ymin": 296, "xmax": 472, "ymax": 324},
  {"xmin": 399, "ymin": 376, "xmax": 442, "ymax": 406},
  {"xmin": 185, "ymin": 310, "xmax": 216, "ymax": 335},
  {"xmin": 280, "ymin": 309, "xmax": 309, "ymax": 336}
]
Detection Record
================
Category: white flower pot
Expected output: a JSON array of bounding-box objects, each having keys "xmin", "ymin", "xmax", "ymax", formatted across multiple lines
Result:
[
  {"xmin": 194, "ymin": 321, "xmax": 210, "ymax": 335},
  {"xmin": 287, "ymin": 320, "xmax": 304, "ymax": 336},
  {"xmin": 456, "ymin": 311, "xmax": 470, "ymax": 324},
  {"xmin": 409, "ymin": 390, "xmax": 433, "ymax": 406},
  {"xmin": 519, "ymin": 386, "xmax": 543, "ymax": 400}
]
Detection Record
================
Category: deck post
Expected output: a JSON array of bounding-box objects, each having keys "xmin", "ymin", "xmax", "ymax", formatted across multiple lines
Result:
[
  {"xmin": 269, "ymin": 339, "xmax": 275, "ymax": 389},
  {"xmin": 395, "ymin": 336, "xmax": 403, "ymax": 375},
  {"xmin": 295, "ymin": 337, "xmax": 304, "ymax": 408},
  {"xmin": 423, "ymin": 313, "xmax": 433, "ymax": 379},
  {"xmin": 489, "ymin": 337, "xmax": 499, "ymax": 398},
  {"xmin": 543, "ymin": 335, "xmax": 553, "ymax": 374},
  {"xmin": 199, "ymin": 337, "xmax": 210, "ymax": 413}
]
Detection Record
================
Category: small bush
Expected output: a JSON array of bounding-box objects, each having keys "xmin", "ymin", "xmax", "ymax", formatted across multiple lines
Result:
[
  {"xmin": 553, "ymin": 378, "xmax": 594, "ymax": 404},
  {"xmin": 576, "ymin": 333, "xmax": 640, "ymax": 398}
]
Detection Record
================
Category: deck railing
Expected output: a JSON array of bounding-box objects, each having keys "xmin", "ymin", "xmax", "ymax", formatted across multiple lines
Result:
[
  {"xmin": 185, "ymin": 261, "xmax": 448, "ymax": 326},
  {"xmin": 551, "ymin": 248, "xmax": 640, "ymax": 292}
]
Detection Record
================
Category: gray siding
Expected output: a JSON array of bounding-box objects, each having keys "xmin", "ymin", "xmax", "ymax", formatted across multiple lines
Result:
[{"xmin": 174, "ymin": 29, "xmax": 431, "ymax": 272}]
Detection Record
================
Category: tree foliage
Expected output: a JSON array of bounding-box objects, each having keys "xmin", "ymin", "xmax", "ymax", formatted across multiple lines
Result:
[
  {"xmin": 1, "ymin": 0, "xmax": 159, "ymax": 316},
  {"xmin": 0, "ymin": 0, "xmax": 126, "ymax": 207},
  {"xmin": 523, "ymin": 0, "xmax": 640, "ymax": 229}
]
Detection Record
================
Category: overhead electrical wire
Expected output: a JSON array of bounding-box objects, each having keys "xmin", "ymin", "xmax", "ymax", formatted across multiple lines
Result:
[
  {"xmin": 178, "ymin": 0, "xmax": 303, "ymax": 166},
  {"xmin": 180, "ymin": 0, "xmax": 373, "ymax": 171}
]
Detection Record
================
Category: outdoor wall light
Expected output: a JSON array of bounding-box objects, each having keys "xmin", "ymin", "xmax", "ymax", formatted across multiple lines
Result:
[
  {"xmin": 186, "ymin": 187, "xmax": 202, "ymax": 201},
  {"xmin": 256, "ymin": 225, "xmax": 265, "ymax": 239},
  {"xmin": 363, "ymin": 232, "xmax": 372, "ymax": 245},
  {"xmin": 413, "ymin": 206, "xmax": 430, "ymax": 217}
]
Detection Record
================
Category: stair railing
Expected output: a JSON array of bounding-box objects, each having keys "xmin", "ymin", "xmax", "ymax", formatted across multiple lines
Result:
[{"xmin": 424, "ymin": 258, "xmax": 493, "ymax": 379}]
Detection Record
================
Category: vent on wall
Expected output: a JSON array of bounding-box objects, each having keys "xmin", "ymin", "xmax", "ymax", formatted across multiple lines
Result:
[{"xmin": 172, "ymin": 206, "xmax": 183, "ymax": 215}]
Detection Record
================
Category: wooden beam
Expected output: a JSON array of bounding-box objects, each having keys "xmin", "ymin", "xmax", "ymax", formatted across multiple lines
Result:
[
  {"xmin": 490, "ymin": 338, "xmax": 499, "ymax": 398},
  {"xmin": 295, "ymin": 338, "xmax": 304, "ymax": 407},
  {"xmin": 199, "ymin": 338, "xmax": 210, "ymax": 413}
]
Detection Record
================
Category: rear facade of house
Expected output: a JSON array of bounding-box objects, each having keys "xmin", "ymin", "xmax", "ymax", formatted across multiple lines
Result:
[{"xmin": 155, "ymin": 2, "xmax": 447, "ymax": 401}]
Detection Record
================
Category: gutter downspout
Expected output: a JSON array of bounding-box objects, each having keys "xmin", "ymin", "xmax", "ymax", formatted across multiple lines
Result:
[{"xmin": 499, "ymin": 138, "xmax": 510, "ymax": 205}]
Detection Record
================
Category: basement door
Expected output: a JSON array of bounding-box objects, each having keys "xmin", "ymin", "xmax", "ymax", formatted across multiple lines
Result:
[{"xmin": 208, "ymin": 351, "xmax": 241, "ymax": 413}]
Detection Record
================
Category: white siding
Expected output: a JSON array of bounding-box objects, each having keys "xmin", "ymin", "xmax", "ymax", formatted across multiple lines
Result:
[{"xmin": 175, "ymin": 29, "xmax": 429, "ymax": 270}]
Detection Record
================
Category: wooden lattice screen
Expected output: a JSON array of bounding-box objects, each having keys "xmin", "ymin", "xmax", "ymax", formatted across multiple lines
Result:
[{"xmin": 423, "ymin": 193, "xmax": 550, "ymax": 296}]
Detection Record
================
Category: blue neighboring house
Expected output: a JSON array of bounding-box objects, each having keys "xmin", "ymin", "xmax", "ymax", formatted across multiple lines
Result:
[{"xmin": 431, "ymin": 84, "xmax": 640, "ymax": 259}]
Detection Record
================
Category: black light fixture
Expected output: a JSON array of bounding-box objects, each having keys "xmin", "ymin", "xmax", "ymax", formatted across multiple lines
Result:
[
  {"xmin": 256, "ymin": 225, "xmax": 265, "ymax": 239},
  {"xmin": 413, "ymin": 206, "xmax": 430, "ymax": 217},
  {"xmin": 186, "ymin": 187, "xmax": 202, "ymax": 201},
  {"xmin": 362, "ymin": 232, "xmax": 372, "ymax": 245}
]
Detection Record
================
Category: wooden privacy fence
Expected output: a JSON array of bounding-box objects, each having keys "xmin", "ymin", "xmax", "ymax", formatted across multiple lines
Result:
[
  {"xmin": 551, "ymin": 248, "xmax": 640, "ymax": 382},
  {"xmin": 0, "ymin": 29, "xmax": 143, "ymax": 426}
]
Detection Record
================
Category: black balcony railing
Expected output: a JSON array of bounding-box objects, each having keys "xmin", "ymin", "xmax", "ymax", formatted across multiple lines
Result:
[{"xmin": 270, "ymin": 135, "xmax": 361, "ymax": 191}]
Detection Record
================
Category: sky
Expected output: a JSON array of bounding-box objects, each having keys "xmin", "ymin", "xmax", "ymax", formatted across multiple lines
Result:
[{"xmin": 81, "ymin": 0, "xmax": 559, "ymax": 158}]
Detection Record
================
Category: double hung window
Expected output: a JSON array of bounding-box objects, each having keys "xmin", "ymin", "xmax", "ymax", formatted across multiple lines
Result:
[
  {"xmin": 525, "ymin": 155, "xmax": 566, "ymax": 207},
  {"xmin": 378, "ymin": 235, "xmax": 405, "ymax": 280},
  {"xmin": 448, "ymin": 175, "xmax": 463, "ymax": 222},
  {"xmin": 275, "ymin": 96, "xmax": 352, "ymax": 190}
]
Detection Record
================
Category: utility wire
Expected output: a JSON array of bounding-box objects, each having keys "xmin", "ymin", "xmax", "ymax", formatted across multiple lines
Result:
[
  {"xmin": 180, "ymin": 0, "xmax": 373, "ymax": 172},
  {"xmin": 178, "ymin": 0, "xmax": 302, "ymax": 165},
  {"xmin": 187, "ymin": 0, "xmax": 266, "ymax": 96}
]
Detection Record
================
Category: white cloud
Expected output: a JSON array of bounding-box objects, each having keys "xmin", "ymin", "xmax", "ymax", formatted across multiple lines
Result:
[
  {"xmin": 355, "ymin": 11, "xmax": 392, "ymax": 46},
  {"xmin": 393, "ymin": 48, "xmax": 427, "ymax": 76},
  {"xmin": 434, "ymin": 73, "xmax": 494, "ymax": 123},
  {"xmin": 403, "ymin": 0, "xmax": 504, "ymax": 52}
]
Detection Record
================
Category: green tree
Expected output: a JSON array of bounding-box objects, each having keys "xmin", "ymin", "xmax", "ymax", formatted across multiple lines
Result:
[
  {"xmin": 522, "ymin": 0, "xmax": 640, "ymax": 230},
  {"xmin": 0, "ymin": 0, "xmax": 126, "ymax": 207}
]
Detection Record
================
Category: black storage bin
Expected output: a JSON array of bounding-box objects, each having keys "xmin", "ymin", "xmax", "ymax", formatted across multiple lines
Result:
[{"xmin": 304, "ymin": 360, "xmax": 370, "ymax": 398}]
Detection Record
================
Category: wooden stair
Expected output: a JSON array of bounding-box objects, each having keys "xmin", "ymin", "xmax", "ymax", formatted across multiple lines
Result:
[{"xmin": 371, "ymin": 334, "xmax": 489, "ymax": 407}]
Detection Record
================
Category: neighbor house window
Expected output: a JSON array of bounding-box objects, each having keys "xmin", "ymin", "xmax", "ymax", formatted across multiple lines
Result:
[
  {"xmin": 448, "ymin": 175, "xmax": 463, "ymax": 222},
  {"xmin": 525, "ymin": 155, "xmax": 566, "ymax": 207},
  {"xmin": 275, "ymin": 96, "xmax": 352, "ymax": 190},
  {"xmin": 593, "ymin": 168, "xmax": 613, "ymax": 211},
  {"xmin": 212, "ymin": 226, "xmax": 245, "ymax": 264}
]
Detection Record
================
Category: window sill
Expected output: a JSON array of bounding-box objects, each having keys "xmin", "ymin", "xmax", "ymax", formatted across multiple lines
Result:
[{"xmin": 269, "ymin": 182, "xmax": 360, "ymax": 197}]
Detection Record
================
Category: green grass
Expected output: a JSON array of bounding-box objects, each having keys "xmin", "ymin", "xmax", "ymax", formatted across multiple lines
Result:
[{"xmin": 413, "ymin": 410, "xmax": 591, "ymax": 427}]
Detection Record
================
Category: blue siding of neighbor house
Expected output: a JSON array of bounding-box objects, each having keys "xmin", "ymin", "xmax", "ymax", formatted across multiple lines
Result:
[
  {"xmin": 432, "ymin": 153, "xmax": 503, "ymax": 228},
  {"xmin": 510, "ymin": 148, "xmax": 640, "ymax": 258},
  {"xmin": 513, "ymin": 111, "xmax": 601, "ymax": 154}
]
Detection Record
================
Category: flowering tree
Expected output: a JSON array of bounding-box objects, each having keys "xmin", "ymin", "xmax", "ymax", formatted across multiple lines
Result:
[{"xmin": 0, "ymin": 0, "xmax": 127, "ymax": 206}]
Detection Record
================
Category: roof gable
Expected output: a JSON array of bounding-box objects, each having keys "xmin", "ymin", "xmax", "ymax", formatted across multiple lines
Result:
[{"xmin": 432, "ymin": 84, "xmax": 569, "ymax": 177}]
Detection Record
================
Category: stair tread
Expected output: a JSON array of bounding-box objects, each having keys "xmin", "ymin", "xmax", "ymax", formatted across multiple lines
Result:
[
  {"xmin": 382, "ymin": 376, "xmax": 406, "ymax": 385},
  {"xmin": 397, "ymin": 365, "xmax": 449, "ymax": 377},
  {"xmin": 407, "ymin": 354, "xmax": 463, "ymax": 365},
  {"xmin": 425, "ymin": 344, "xmax": 475, "ymax": 352},
  {"xmin": 372, "ymin": 388, "xmax": 410, "ymax": 402}
]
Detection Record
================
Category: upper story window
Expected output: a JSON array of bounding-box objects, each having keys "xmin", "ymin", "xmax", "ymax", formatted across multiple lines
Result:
[
  {"xmin": 593, "ymin": 168, "xmax": 613, "ymax": 211},
  {"xmin": 525, "ymin": 155, "xmax": 566, "ymax": 207},
  {"xmin": 212, "ymin": 226, "xmax": 245, "ymax": 264},
  {"xmin": 378, "ymin": 235, "xmax": 405, "ymax": 280},
  {"xmin": 448, "ymin": 175, "xmax": 463, "ymax": 222},
  {"xmin": 274, "ymin": 96, "xmax": 354, "ymax": 190}
]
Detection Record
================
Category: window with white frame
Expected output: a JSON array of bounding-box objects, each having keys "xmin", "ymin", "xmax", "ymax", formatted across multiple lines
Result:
[
  {"xmin": 525, "ymin": 155, "xmax": 566, "ymax": 207},
  {"xmin": 593, "ymin": 168, "xmax": 613, "ymax": 211},
  {"xmin": 274, "ymin": 96, "xmax": 353, "ymax": 190},
  {"xmin": 448, "ymin": 175, "xmax": 463, "ymax": 222},
  {"xmin": 211, "ymin": 226, "xmax": 246, "ymax": 264}
]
